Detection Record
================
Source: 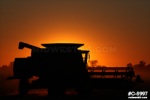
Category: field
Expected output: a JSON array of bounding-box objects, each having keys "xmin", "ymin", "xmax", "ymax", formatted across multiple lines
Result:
[{"xmin": 0, "ymin": 66, "xmax": 150, "ymax": 100}]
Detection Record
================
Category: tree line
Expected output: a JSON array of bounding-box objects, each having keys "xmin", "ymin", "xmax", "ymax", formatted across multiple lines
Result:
[{"xmin": 88, "ymin": 60, "xmax": 150, "ymax": 68}]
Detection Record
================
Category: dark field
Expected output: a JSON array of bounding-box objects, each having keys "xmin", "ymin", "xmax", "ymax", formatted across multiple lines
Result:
[
  {"xmin": 0, "ymin": 66, "xmax": 150, "ymax": 100},
  {"xmin": 0, "ymin": 89, "xmax": 129, "ymax": 100}
]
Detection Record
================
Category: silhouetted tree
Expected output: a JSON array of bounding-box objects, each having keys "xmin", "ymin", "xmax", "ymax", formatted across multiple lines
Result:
[
  {"xmin": 9, "ymin": 61, "xmax": 14, "ymax": 67},
  {"xmin": 1, "ymin": 65, "xmax": 8, "ymax": 68},
  {"xmin": 127, "ymin": 63, "xmax": 133, "ymax": 67},
  {"xmin": 133, "ymin": 61, "xmax": 147, "ymax": 69},
  {"xmin": 139, "ymin": 61, "xmax": 146, "ymax": 67},
  {"xmin": 146, "ymin": 64, "xmax": 150, "ymax": 68},
  {"xmin": 89, "ymin": 60, "xmax": 98, "ymax": 67}
]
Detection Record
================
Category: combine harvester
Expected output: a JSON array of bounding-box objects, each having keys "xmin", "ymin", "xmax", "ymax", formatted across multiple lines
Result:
[
  {"xmin": 10, "ymin": 42, "xmax": 137, "ymax": 96},
  {"xmin": 11, "ymin": 42, "xmax": 91, "ymax": 96}
]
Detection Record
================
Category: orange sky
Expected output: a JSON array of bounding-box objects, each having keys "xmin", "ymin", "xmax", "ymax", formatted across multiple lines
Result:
[{"xmin": 0, "ymin": 0, "xmax": 150, "ymax": 67}]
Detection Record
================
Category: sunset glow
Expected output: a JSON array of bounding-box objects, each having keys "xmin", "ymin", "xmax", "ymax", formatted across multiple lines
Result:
[
  {"xmin": 0, "ymin": 0, "xmax": 150, "ymax": 67},
  {"xmin": 1, "ymin": 1, "xmax": 150, "ymax": 99}
]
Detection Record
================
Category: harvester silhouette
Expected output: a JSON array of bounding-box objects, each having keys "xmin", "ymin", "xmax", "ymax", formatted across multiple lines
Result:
[
  {"xmin": 12, "ymin": 42, "xmax": 91, "ymax": 95},
  {"xmin": 11, "ymin": 42, "xmax": 135, "ymax": 96}
]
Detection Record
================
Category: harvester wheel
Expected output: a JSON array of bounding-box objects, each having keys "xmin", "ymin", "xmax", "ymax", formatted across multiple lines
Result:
[
  {"xmin": 76, "ymin": 82, "xmax": 92, "ymax": 97},
  {"xmin": 48, "ymin": 86, "xmax": 65, "ymax": 97},
  {"xmin": 19, "ymin": 78, "xmax": 30, "ymax": 95}
]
